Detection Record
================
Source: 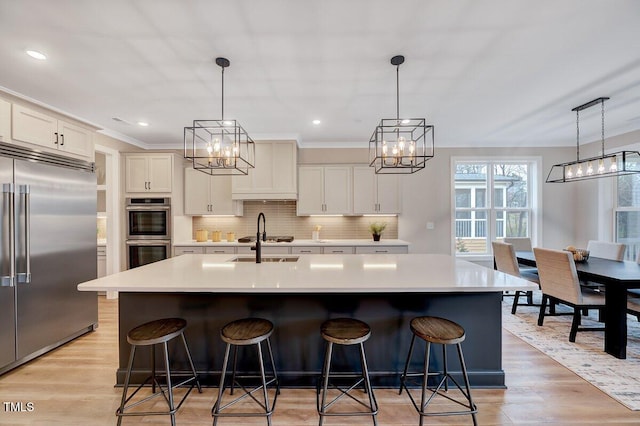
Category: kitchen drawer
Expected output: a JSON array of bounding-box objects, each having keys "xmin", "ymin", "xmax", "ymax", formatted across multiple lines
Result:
[
  {"xmin": 355, "ymin": 246, "xmax": 408, "ymax": 254},
  {"xmin": 292, "ymin": 246, "xmax": 322, "ymax": 254},
  {"xmin": 205, "ymin": 247, "xmax": 236, "ymax": 254},
  {"xmin": 322, "ymin": 246, "xmax": 355, "ymax": 254},
  {"xmin": 174, "ymin": 246, "xmax": 204, "ymax": 256},
  {"xmin": 236, "ymin": 246, "xmax": 291, "ymax": 255},
  {"xmin": 97, "ymin": 246, "xmax": 107, "ymax": 256}
]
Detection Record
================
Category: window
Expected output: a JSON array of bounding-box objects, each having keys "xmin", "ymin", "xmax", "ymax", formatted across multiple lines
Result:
[
  {"xmin": 615, "ymin": 154, "xmax": 640, "ymax": 260},
  {"xmin": 453, "ymin": 160, "xmax": 536, "ymax": 255}
]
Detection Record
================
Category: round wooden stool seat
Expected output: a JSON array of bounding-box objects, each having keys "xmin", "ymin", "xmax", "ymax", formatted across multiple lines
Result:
[
  {"xmin": 410, "ymin": 316, "xmax": 465, "ymax": 345},
  {"xmin": 321, "ymin": 318, "xmax": 371, "ymax": 345},
  {"xmin": 127, "ymin": 318, "xmax": 187, "ymax": 346},
  {"xmin": 220, "ymin": 318, "xmax": 274, "ymax": 345}
]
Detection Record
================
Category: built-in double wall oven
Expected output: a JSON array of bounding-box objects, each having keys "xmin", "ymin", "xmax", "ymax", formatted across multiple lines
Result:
[{"xmin": 125, "ymin": 197, "xmax": 171, "ymax": 269}]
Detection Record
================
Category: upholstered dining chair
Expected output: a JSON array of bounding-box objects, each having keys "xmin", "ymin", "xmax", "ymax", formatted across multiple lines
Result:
[
  {"xmin": 503, "ymin": 237, "xmax": 533, "ymax": 252},
  {"xmin": 504, "ymin": 237, "xmax": 537, "ymax": 272},
  {"xmin": 533, "ymin": 247, "xmax": 606, "ymax": 342},
  {"xmin": 492, "ymin": 241, "xmax": 540, "ymax": 314},
  {"xmin": 586, "ymin": 240, "xmax": 626, "ymax": 261}
]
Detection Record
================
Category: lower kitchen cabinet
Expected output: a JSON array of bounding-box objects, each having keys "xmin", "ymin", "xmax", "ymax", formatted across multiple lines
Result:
[
  {"xmin": 174, "ymin": 246, "xmax": 205, "ymax": 256},
  {"xmin": 292, "ymin": 246, "xmax": 323, "ymax": 254},
  {"xmin": 206, "ymin": 247, "xmax": 236, "ymax": 254},
  {"xmin": 355, "ymin": 246, "xmax": 408, "ymax": 254},
  {"xmin": 236, "ymin": 246, "xmax": 291, "ymax": 255},
  {"xmin": 97, "ymin": 246, "xmax": 107, "ymax": 278},
  {"xmin": 322, "ymin": 246, "xmax": 355, "ymax": 254}
]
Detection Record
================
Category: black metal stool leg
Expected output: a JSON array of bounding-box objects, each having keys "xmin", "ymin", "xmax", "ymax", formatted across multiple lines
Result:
[
  {"xmin": 265, "ymin": 337, "xmax": 280, "ymax": 395},
  {"xmin": 116, "ymin": 345, "xmax": 136, "ymax": 426},
  {"xmin": 419, "ymin": 341, "xmax": 431, "ymax": 426},
  {"xmin": 180, "ymin": 332, "xmax": 202, "ymax": 393},
  {"xmin": 256, "ymin": 341, "xmax": 272, "ymax": 426},
  {"xmin": 212, "ymin": 343, "xmax": 231, "ymax": 426},
  {"xmin": 442, "ymin": 344, "xmax": 448, "ymax": 392},
  {"xmin": 399, "ymin": 334, "xmax": 416, "ymax": 395},
  {"xmin": 457, "ymin": 343, "xmax": 478, "ymax": 426},
  {"xmin": 318, "ymin": 341, "xmax": 333, "ymax": 426},
  {"xmin": 162, "ymin": 341, "xmax": 176, "ymax": 426},
  {"xmin": 230, "ymin": 345, "xmax": 238, "ymax": 395},
  {"xmin": 359, "ymin": 342, "xmax": 378, "ymax": 425}
]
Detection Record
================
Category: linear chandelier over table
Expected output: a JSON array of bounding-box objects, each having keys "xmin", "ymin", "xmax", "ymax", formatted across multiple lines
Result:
[{"xmin": 546, "ymin": 97, "xmax": 640, "ymax": 183}]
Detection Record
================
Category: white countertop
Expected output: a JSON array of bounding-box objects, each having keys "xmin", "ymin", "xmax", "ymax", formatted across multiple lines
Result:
[
  {"xmin": 77, "ymin": 253, "xmax": 536, "ymax": 293},
  {"xmin": 173, "ymin": 239, "xmax": 410, "ymax": 246}
]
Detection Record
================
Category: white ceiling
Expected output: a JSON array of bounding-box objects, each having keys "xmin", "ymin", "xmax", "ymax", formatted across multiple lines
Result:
[{"xmin": 1, "ymin": 0, "xmax": 640, "ymax": 150}]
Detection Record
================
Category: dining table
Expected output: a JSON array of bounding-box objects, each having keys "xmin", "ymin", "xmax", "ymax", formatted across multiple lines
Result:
[{"xmin": 516, "ymin": 251, "xmax": 640, "ymax": 359}]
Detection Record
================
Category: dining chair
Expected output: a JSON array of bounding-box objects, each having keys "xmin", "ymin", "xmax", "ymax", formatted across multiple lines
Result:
[
  {"xmin": 533, "ymin": 247, "xmax": 606, "ymax": 342},
  {"xmin": 629, "ymin": 297, "xmax": 640, "ymax": 322},
  {"xmin": 492, "ymin": 241, "xmax": 540, "ymax": 314},
  {"xmin": 503, "ymin": 237, "xmax": 533, "ymax": 252},
  {"xmin": 503, "ymin": 237, "xmax": 537, "ymax": 272},
  {"xmin": 586, "ymin": 240, "xmax": 626, "ymax": 261}
]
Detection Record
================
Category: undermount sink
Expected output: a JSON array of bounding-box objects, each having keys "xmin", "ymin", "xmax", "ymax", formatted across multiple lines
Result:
[{"xmin": 229, "ymin": 256, "xmax": 299, "ymax": 263}]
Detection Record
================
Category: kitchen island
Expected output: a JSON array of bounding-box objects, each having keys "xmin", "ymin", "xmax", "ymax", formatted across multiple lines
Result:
[{"xmin": 77, "ymin": 253, "xmax": 536, "ymax": 388}]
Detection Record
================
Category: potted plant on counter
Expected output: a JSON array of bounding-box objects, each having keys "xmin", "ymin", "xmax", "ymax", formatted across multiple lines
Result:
[{"xmin": 368, "ymin": 222, "xmax": 387, "ymax": 242}]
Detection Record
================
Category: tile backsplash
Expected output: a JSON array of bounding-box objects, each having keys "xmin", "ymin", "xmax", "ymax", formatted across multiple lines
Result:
[{"xmin": 192, "ymin": 201, "xmax": 398, "ymax": 240}]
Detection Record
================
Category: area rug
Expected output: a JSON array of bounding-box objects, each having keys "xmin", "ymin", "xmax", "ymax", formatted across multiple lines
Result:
[{"xmin": 502, "ymin": 296, "xmax": 640, "ymax": 410}]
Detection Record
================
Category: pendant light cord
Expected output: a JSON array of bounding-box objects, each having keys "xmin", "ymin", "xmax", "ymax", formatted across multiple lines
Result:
[
  {"xmin": 576, "ymin": 109, "xmax": 580, "ymax": 162},
  {"xmin": 396, "ymin": 63, "xmax": 400, "ymax": 120},
  {"xmin": 221, "ymin": 65, "xmax": 225, "ymax": 121},
  {"xmin": 601, "ymin": 98, "xmax": 605, "ymax": 158}
]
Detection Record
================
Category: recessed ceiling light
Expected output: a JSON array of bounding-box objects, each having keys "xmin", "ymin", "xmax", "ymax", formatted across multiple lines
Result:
[
  {"xmin": 401, "ymin": 119, "xmax": 410, "ymax": 124},
  {"xmin": 26, "ymin": 50, "xmax": 46, "ymax": 60},
  {"xmin": 137, "ymin": 121, "xmax": 149, "ymax": 127},
  {"xmin": 312, "ymin": 119, "xmax": 321, "ymax": 125}
]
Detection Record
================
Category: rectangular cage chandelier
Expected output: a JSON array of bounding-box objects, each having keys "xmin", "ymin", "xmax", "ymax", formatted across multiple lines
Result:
[
  {"xmin": 369, "ymin": 55, "xmax": 435, "ymax": 174},
  {"xmin": 546, "ymin": 97, "xmax": 640, "ymax": 183},
  {"xmin": 184, "ymin": 57, "xmax": 255, "ymax": 176}
]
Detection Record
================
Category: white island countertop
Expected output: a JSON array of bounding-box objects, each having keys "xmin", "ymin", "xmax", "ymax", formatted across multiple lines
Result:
[{"xmin": 77, "ymin": 253, "xmax": 537, "ymax": 293}]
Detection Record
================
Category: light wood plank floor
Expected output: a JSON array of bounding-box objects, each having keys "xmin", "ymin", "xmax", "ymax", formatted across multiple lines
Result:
[{"xmin": 0, "ymin": 296, "xmax": 639, "ymax": 425}]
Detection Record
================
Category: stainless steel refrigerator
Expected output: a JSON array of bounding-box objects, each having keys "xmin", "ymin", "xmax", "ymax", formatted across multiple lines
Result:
[{"xmin": 0, "ymin": 144, "xmax": 98, "ymax": 374}]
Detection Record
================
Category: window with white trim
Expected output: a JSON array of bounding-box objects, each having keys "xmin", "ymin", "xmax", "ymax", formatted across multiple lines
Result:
[
  {"xmin": 615, "ymin": 154, "xmax": 640, "ymax": 261},
  {"xmin": 453, "ymin": 160, "xmax": 537, "ymax": 255}
]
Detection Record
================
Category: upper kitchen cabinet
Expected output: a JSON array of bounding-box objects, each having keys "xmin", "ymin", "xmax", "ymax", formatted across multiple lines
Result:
[
  {"xmin": 0, "ymin": 98, "xmax": 10, "ymax": 142},
  {"xmin": 352, "ymin": 166, "xmax": 401, "ymax": 214},
  {"xmin": 297, "ymin": 166, "xmax": 352, "ymax": 215},
  {"xmin": 125, "ymin": 153, "xmax": 173, "ymax": 193},
  {"xmin": 12, "ymin": 104, "xmax": 94, "ymax": 160},
  {"xmin": 184, "ymin": 167, "xmax": 242, "ymax": 215},
  {"xmin": 232, "ymin": 141, "xmax": 297, "ymax": 200}
]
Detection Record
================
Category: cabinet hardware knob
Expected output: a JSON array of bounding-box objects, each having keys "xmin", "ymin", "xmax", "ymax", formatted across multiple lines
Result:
[
  {"xmin": 60, "ymin": 134, "xmax": 64, "ymax": 146},
  {"xmin": 54, "ymin": 132, "xmax": 58, "ymax": 145}
]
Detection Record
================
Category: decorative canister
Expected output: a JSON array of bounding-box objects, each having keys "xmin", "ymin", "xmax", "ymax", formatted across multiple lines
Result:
[
  {"xmin": 226, "ymin": 232, "xmax": 235, "ymax": 242},
  {"xmin": 211, "ymin": 230, "xmax": 222, "ymax": 242},
  {"xmin": 195, "ymin": 229, "xmax": 208, "ymax": 242}
]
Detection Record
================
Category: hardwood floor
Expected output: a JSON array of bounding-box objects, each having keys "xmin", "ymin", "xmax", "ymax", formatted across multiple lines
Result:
[{"xmin": 0, "ymin": 296, "xmax": 638, "ymax": 425}]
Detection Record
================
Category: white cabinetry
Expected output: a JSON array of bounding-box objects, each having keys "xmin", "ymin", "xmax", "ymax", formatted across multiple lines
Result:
[
  {"xmin": 352, "ymin": 166, "xmax": 401, "ymax": 214},
  {"xmin": 354, "ymin": 245, "xmax": 408, "ymax": 254},
  {"xmin": 12, "ymin": 104, "xmax": 93, "ymax": 159},
  {"xmin": 236, "ymin": 246, "xmax": 291, "ymax": 255},
  {"xmin": 322, "ymin": 246, "xmax": 355, "ymax": 254},
  {"xmin": 184, "ymin": 168, "xmax": 242, "ymax": 215},
  {"xmin": 232, "ymin": 141, "xmax": 297, "ymax": 200},
  {"xmin": 97, "ymin": 246, "xmax": 107, "ymax": 278},
  {"xmin": 297, "ymin": 166, "xmax": 352, "ymax": 215},
  {"xmin": 0, "ymin": 98, "xmax": 10, "ymax": 142},
  {"xmin": 125, "ymin": 154, "xmax": 173, "ymax": 193}
]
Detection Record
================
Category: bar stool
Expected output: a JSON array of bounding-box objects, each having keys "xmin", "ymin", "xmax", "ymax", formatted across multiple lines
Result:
[
  {"xmin": 399, "ymin": 316, "xmax": 477, "ymax": 426},
  {"xmin": 317, "ymin": 318, "xmax": 378, "ymax": 426},
  {"xmin": 116, "ymin": 318, "xmax": 201, "ymax": 426},
  {"xmin": 212, "ymin": 318, "xmax": 279, "ymax": 426}
]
